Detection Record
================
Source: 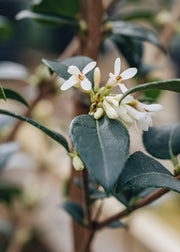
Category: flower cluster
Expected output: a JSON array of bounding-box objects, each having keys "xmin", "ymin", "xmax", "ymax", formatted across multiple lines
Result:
[{"xmin": 60, "ymin": 58, "xmax": 163, "ymax": 131}]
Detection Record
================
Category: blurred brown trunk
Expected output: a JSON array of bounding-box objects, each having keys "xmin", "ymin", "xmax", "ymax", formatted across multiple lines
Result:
[{"xmin": 69, "ymin": 1, "xmax": 104, "ymax": 252}]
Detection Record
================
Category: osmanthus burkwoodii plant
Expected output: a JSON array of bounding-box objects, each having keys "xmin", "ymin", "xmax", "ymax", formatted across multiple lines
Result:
[{"xmin": 1, "ymin": 56, "xmax": 180, "ymax": 247}]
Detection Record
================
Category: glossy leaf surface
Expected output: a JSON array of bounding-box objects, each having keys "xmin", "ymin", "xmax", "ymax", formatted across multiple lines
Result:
[
  {"xmin": 119, "ymin": 79, "xmax": 180, "ymax": 104},
  {"xmin": 143, "ymin": 123, "xmax": 180, "ymax": 159},
  {"xmin": 116, "ymin": 152, "xmax": 180, "ymax": 193},
  {"xmin": 70, "ymin": 115, "xmax": 130, "ymax": 192}
]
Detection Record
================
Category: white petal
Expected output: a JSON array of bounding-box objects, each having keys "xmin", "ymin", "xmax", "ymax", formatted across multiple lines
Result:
[
  {"xmin": 103, "ymin": 100, "xmax": 118, "ymax": 119},
  {"xmin": 123, "ymin": 95, "xmax": 134, "ymax": 104},
  {"xmin": 106, "ymin": 95, "xmax": 121, "ymax": 107},
  {"xmin": 114, "ymin": 57, "xmax": 121, "ymax": 76},
  {"xmin": 137, "ymin": 114, "xmax": 152, "ymax": 131},
  {"xmin": 141, "ymin": 103, "xmax": 163, "ymax": 112},
  {"xmin": 80, "ymin": 77, "xmax": 92, "ymax": 90},
  {"xmin": 121, "ymin": 113, "xmax": 134, "ymax": 124},
  {"xmin": 120, "ymin": 67, "xmax": 137, "ymax": 80},
  {"xmin": 116, "ymin": 104, "xmax": 127, "ymax": 116},
  {"xmin": 60, "ymin": 76, "xmax": 78, "ymax": 90},
  {"xmin": 68, "ymin": 65, "xmax": 80, "ymax": 75},
  {"xmin": 118, "ymin": 83, "xmax": 128, "ymax": 93},
  {"xmin": 109, "ymin": 72, "xmax": 115, "ymax": 78},
  {"xmin": 126, "ymin": 105, "xmax": 144, "ymax": 120},
  {"xmin": 82, "ymin": 61, "xmax": 96, "ymax": 74}
]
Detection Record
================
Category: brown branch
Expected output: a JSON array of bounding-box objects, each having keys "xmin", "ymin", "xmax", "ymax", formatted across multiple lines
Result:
[
  {"xmin": 95, "ymin": 174, "xmax": 180, "ymax": 230},
  {"xmin": 82, "ymin": 168, "xmax": 92, "ymax": 227}
]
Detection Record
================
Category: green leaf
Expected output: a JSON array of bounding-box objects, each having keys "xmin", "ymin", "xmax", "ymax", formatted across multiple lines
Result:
[
  {"xmin": 110, "ymin": 35, "xmax": 143, "ymax": 69},
  {"xmin": 16, "ymin": 10, "xmax": 78, "ymax": 27},
  {"xmin": 70, "ymin": 115, "xmax": 130, "ymax": 192},
  {"xmin": 113, "ymin": 187, "xmax": 155, "ymax": 207},
  {"xmin": 0, "ymin": 182, "xmax": 21, "ymax": 204},
  {"xmin": 113, "ymin": 9, "xmax": 155, "ymax": 22},
  {"xmin": 0, "ymin": 142, "xmax": 20, "ymax": 172},
  {"xmin": 0, "ymin": 87, "xmax": 29, "ymax": 108},
  {"xmin": 31, "ymin": 0, "xmax": 81, "ymax": 19},
  {"xmin": 61, "ymin": 201, "xmax": 84, "ymax": 226},
  {"xmin": 0, "ymin": 86, "xmax": 6, "ymax": 101},
  {"xmin": 0, "ymin": 109, "xmax": 69, "ymax": 152},
  {"xmin": 116, "ymin": 151, "xmax": 180, "ymax": 193},
  {"xmin": 111, "ymin": 21, "xmax": 164, "ymax": 51},
  {"xmin": 43, "ymin": 56, "xmax": 95, "ymax": 84},
  {"xmin": 143, "ymin": 123, "xmax": 180, "ymax": 159},
  {"xmin": 0, "ymin": 16, "xmax": 12, "ymax": 41},
  {"xmin": 119, "ymin": 79, "xmax": 180, "ymax": 104}
]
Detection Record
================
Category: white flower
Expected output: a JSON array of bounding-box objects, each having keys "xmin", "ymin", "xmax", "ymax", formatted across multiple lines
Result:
[
  {"xmin": 61, "ymin": 61, "xmax": 96, "ymax": 91},
  {"xmin": 103, "ymin": 99, "xmax": 118, "ymax": 119},
  {"xmin": 107, "ymin": 57, "xmax": 137, "ymax": 87},
  {"xmin": 104, "ymin": 83, "xmax": 163, "ymax": 131}
]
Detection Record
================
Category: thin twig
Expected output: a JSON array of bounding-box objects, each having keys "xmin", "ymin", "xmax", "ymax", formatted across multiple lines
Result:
[{"xmin": 95, "ymin": 175, "xmax": 180, "ymax": 230}]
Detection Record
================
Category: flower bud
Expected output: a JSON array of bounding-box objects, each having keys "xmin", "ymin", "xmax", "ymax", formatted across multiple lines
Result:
[
  {"xmin": 94, "ymin": 107, "xmax": 104, "ymax": 119},
  {"xmin": 72, "ymin": 156, "xmax": 84, "ymax": 171},
  {"xmin": 94, "ymin": 67, "xmax": 101, "ymax": 92},
  {"xmin": 103, "ymin": 100, "xmax": 118, "ymax": 119}
]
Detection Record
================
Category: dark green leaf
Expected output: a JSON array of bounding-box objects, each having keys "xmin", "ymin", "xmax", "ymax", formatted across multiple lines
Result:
[
  {"xmin": 0, "ymin": 16, "xmax": 12, "ymax": 41},
  {"xmin": 43, "ymin": 56, "xmax": 95, "ymax": 84},
  {"xmin": 0, "ymin": 142, "xmax": 20, "ymax": 172},
  {"xmin": 113, "ymin": 9, "xmax": 155, "ymax": 22},
  {"xmin": 119, "ymin": 79, "xmax": 180, "ymax": 104},
  {"xmin": 111, "ymin": 21, "xmax": 164, "ymax": 51},
  {"xmin": 61, "ymin": 201, "xmax": 84, "ymax": 226},
  {"xmin": 31, "ymin": 0, "xmax": 81, "ymax": 19},
  {"xmin": 113, "ymin": 187, "xmax": 155, "ymax": 207},
  {"xmin": 0, "ymin": 182, "xmax": 21, "ymax": 204},
  {"xmin": 116, "ymin": 151, "xmax": 180, "ymax": 193},
  {"xmin": 0, "ymin": 109, "xmax": 69, "ymax": 152},
  {"xmin": 108, "ymin": 220, "xmax": 127, "ymax": 229},
  {"xmin": 70, "ymin": 115, "xmax": 130, "ymax": 193},
  {"xmin": 0, "ymin": 88, "xmax": 29, "ymax": 108},
  {"xmin": 143, "ymin": 123, "xmax": 180, "ymax": 159},
  {"xmin": 16, "ymin": 10, "xmax": 78, "ymax": 27},
  {"xmin": 110, "ymin": 35, "xmax": 143, "ymax": 69}
]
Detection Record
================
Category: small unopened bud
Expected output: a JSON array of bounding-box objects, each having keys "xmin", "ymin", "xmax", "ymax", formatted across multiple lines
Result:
[
  {"xmin": 94, "ymin": 107, "xmax": 104, "ymax": 119},
  {"xmin": 94, "ymin": 67, "xmax": 101, "ymax": 92},
  {"xmin": 72, "ymin": 156, "xmax": 84, "ymax": 171},
  {"xmin": 103, "ymin": 100, "xmax": 118, "ymax": 119}
]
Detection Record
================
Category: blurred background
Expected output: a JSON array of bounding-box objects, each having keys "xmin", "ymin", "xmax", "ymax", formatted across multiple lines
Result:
[{"xmin": 0, "ymin": 0, "xmax": 180, "ymax": 251}]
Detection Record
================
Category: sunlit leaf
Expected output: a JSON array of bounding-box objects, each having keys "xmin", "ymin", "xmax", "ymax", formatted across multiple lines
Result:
[{"xmin": 70, "ymin": 115, "xmax": 129, "ymax": 193}]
